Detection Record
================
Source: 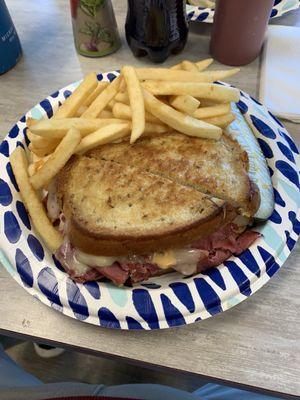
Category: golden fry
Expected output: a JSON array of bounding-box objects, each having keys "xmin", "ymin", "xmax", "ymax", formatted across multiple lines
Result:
[
  {"xmin": 26, "ymin": 117, "xmax": 39, "ymax": 128},
  {"xmin": 170, "ymin": 63, "xmax": 182, "ymax": 70},
  {"xmin": 27, "ymin": 129, "xmax": 59, "ymax": 148},
  {"xmin": 181, "ymin": 60, "xmax": 199, "ymax": 72},
  {"xmin": 107, "ymin": 99, "xmax": 117, "ymax": 110},
  {"xmin": 144, "ymin": 122, "xmax": 170, "ymax": 134},
  {"xmin": 195, "ymin": 58, "xmax": 214, "ymax": 71},
  {"xmin": 112, "ymin": 102, "xmax": 160, "ymax": 123},
  {"xmin": 82, "ymin": 75, "xmax": 122, "ymax": 118},
  {"xmin": 142, "ymin": 81, "xmax": 240, "ymax": 102},
  {"xmin": 76, "ymin": 123, "xmax": 131, "ymax": 154},
  {"xmin": 10, "ymin": 147, "xmax": 62, "ymax": 251},
  {"xmin": 54, "ymin": 72, "xmax": 98, "ymax": 118},
  {"xmin": 115, "ymin": 91, "xmax": 130, "ymax": 104},
  {"xmin": 30, "ymin": 128, "xmax": 81, "ymax": 190},
  {"xmin": 76, "ymin": 105, "xmax": 88, "ymax": 117},
  {"xmin": 136, "ymin": 67, "xmax": 239, "ymax": 82},
  {"xmin": 193, "ymin": 103, "xmax": 231, "ymax": 119},
  {"xmin": 28, "ymin": 143, "xmax": 59, "ymax": 158},
  {"xmin": 29, "ymin": 117, "xmax": 126, "ymax": 139},
  {"xmin": 83, "ymin": 81, "xmax": 109, "ymax": 107},
  {"xmin": 28, "ymin": 155, "xmax": 51, "ymax": 177},
  {"xmin": 99, "ymin": 109, "xmax": 114, "ymax": 118},
  {"xmin": 143, "ymin": 89, "xmax": 222, "ymax": 140},
  {"xmin": 122, "ymin": 65, "xmax": 145, "ymax": 144},
  {"xmin": 169, "ymin": 95, "xmax": 200, "ymax": 115},
  {"xmin": 202, "ymin": 113, "xmax": 235, "ymax": 128}
]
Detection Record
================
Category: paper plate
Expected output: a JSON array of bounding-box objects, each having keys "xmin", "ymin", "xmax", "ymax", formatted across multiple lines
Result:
[
  {"xmin": 187, "ymin": 0, "xmax": 300, "ymax": 23},
  {"xmin": 0, "ymin": 71, "xmax": 299, "ymax": 330}
]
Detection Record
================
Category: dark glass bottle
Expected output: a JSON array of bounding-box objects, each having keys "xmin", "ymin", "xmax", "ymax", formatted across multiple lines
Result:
[{"xmin": 125, "ymin": 0, "xmax": 188, "ymax": 63}]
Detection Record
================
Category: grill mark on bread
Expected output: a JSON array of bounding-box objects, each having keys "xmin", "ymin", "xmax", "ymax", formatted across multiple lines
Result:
[{"xmin": 87, "ymin": 131, "xmax": 257, "ymax": 215}]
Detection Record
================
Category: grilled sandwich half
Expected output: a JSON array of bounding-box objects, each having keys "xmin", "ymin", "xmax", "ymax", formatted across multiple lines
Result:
[{"xmin": 51, "ymin": 131, "xmax": 260, "ymax": 285}]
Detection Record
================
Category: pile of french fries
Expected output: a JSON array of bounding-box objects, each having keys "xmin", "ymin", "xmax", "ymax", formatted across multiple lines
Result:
[{"xmin": 10, "ymin": 58, "xmax": 240, "ymax": 251}]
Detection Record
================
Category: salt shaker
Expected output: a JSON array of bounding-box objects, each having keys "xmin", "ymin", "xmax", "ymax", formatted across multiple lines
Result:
[{"xmin": 70, "ymin": 0, "xmax": 121, "ymax": 57}]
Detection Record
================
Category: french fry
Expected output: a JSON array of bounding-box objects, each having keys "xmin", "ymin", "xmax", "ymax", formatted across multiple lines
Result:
[
  {"xmin": 75, "ymin": 82, "xmax": 109, "ymax": 116},
  {"xmin": 202, "ymin": 113, "xmax": 235, "ymax": 128},
  {"xmin": 26, "ymin": 129, "xmax": 37, "ymax": 142},
  {"xmin": 136, "ymin": 67, "xmax": 239, "ymax": 82},
  {"xmin": 29, "ymin": 118, "xmax": 126, "ymax": 139},
  {"xmin": 115, "ymin": 91, "xmax": 129, "ymax": 104},
  {"xmin": 83, "ymin": 81, "xmax": 109, "ymax": 107},
  {"xmin": 171, "ymin": 59, "xmax": 212, "ymax": 72},
  {"xmin": 76, "ymin": 105, "xmax": 88, "ymax": 116},
  {"xmin": 142, "ymin": 81, "xmax": 240, "ymax": 102},
  {"xmin": 30, "ymin": 128, "xmax": 81, "ymax": 190},
  {"xmin": 193, "ymin": 103, "xmax": 231, "ymax": 119},
  {"xmin": 26, "ymin": 117, "xmax": 39, "ymax": 128},
  {"xmin": 170, "ymin": 63, "xmax": 182, "ymax": 70},
  {"xmin": 28, "ymin": 163, "xmax": 37, "ymax": 177},
  {"xmin": 99, "ymin": 109, "xmax": 114, "ymax": 118},
  {"xmin": 76, "ymin": 123, "xmax": 131, "ymax": 154},
  {"xmin": 122, "ymin": 65, "xmax": 145, "ymax": 144},
  {"xmin": 10, "ymin": 147, "xmax": 62, "ymax": 251},
  {"xmin": 143, "ymin": 88, "xmax": 222, "ymax": 140},
  {"xmin": 144, "ymin": 122, "xmax": 170, "ymax": 134},
  {"xmin": 28, "ymin": 143, "xmax": 59, "ymax": 158},
  {"xmin": 169, "ymin": 95, "xmax": 200, "ymax": 115},
  {"xmin": 27, "ymin": 129, "xmax": 59, "ymax": 148},
  {"xmin": 107, "ymin": 99, "xmax": 117, "ymax": 110},
  {"xmin": 54, "ymin": 72, "xmax": 98, "ymax": 118},
  {"xmin": 145, "ymin": 112, "xmax": 161, "ymax": 123},
  {"xmin": 31, "ymin": 153, "xmax": 43, "ymax": 163},
  {"xmin": 28, "ymin": 155, "xmax": 51, "ymax": 177},
  {"xmin": 181, "ymin": 60, "xmax": 199, "ymax": 72},
  {"xmin": 112, "ymin": 103, "xmax": 131, "ymax": 120},
  {"xmin": 119, "ymin": 78, "xmax": 126, "ymax": 92},
  {"xmin": 196, "ymin": 58, "xmax": 214, "ymax": 72},
  {"xmin": 27, "ymin": 130, "xmax": 60, "ymax": 157},
  {"xmin": 82, "ymin": 75, "xmax": 122, "ymax": 118},
  {"xmin": 112, "ymin": 102, "xmax": 160, "ymax": 123},
  {"xmin": 196, "ymin": 99, "xmax": 218, "ymax": 106}
]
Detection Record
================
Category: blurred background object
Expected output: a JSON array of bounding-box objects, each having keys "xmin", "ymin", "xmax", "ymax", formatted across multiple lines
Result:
[
  {"xmin": 70, "ymin": 0, "xmax": 121, "ymax": 57},
  {"xmin": 210, "ymin": 0, "xmax": 274, "ymax": 66},
  {"xmin": 0, "ymin": 0, "xmax": 22, "ymax": 74},
  {"xmin": 125, "ymin": 0, "xmax": 189, "ymax": 63}
]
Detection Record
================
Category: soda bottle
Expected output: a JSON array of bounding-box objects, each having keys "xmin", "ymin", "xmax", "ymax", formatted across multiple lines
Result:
[{"xmin": 125, "ymin": 0, "xmax": 189, "ymax": 63}]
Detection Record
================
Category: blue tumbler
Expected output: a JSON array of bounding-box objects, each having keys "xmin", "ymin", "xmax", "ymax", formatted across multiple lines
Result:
[{"xmin": 0, "ymin": 0, "xmax": 22, "ymax": 74}]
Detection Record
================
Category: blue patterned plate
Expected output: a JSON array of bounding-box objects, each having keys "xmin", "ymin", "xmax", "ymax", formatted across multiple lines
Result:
[
  {"xmin": 187, "ymin": 0, "xmax": 300, "ymax": 23},
  {"xmin": 0, "ymin": 71, "xmax": 299, "ymax": 330}
]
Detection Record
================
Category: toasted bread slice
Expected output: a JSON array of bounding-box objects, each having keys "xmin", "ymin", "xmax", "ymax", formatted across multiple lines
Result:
[
  {"xmin": 88, "ymin": 131, "xmax": 259, "ymax": 216},
  {"xmin": 57, "ymin": 155, "xmax": 236, "ymax": 256}
]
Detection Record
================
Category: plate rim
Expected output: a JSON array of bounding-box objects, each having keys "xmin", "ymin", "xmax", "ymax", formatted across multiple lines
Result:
[{"xmin": 0, "ymin": 73, "xmax": 299, "ymax": 330}]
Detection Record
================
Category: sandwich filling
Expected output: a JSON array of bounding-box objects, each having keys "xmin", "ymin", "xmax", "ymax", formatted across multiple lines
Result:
[
  {"xmin": 49, "ymin": 194, "xmax": 259, "ymax": 286},
  {"xmin": 54, "ymin": 225, "xmax": 259, "ymax": 286}
]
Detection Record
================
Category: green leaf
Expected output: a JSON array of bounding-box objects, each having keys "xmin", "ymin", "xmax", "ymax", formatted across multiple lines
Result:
[{"xmin": 80, "ymin": 0, "xmax": 105, "ymax": 17}]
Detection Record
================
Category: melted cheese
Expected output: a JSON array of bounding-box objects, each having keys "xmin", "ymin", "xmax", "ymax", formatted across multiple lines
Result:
[
  {"xmin": 75, "ymin": 249, "xmax": 118, "ymax": 268},
  {"xmin": 73, "ymin": 247, "xmax": 203, "ymax": 275},
  {"xmin": 152, "ymin": 250, "xmax": 177, "ymax": 269}
]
